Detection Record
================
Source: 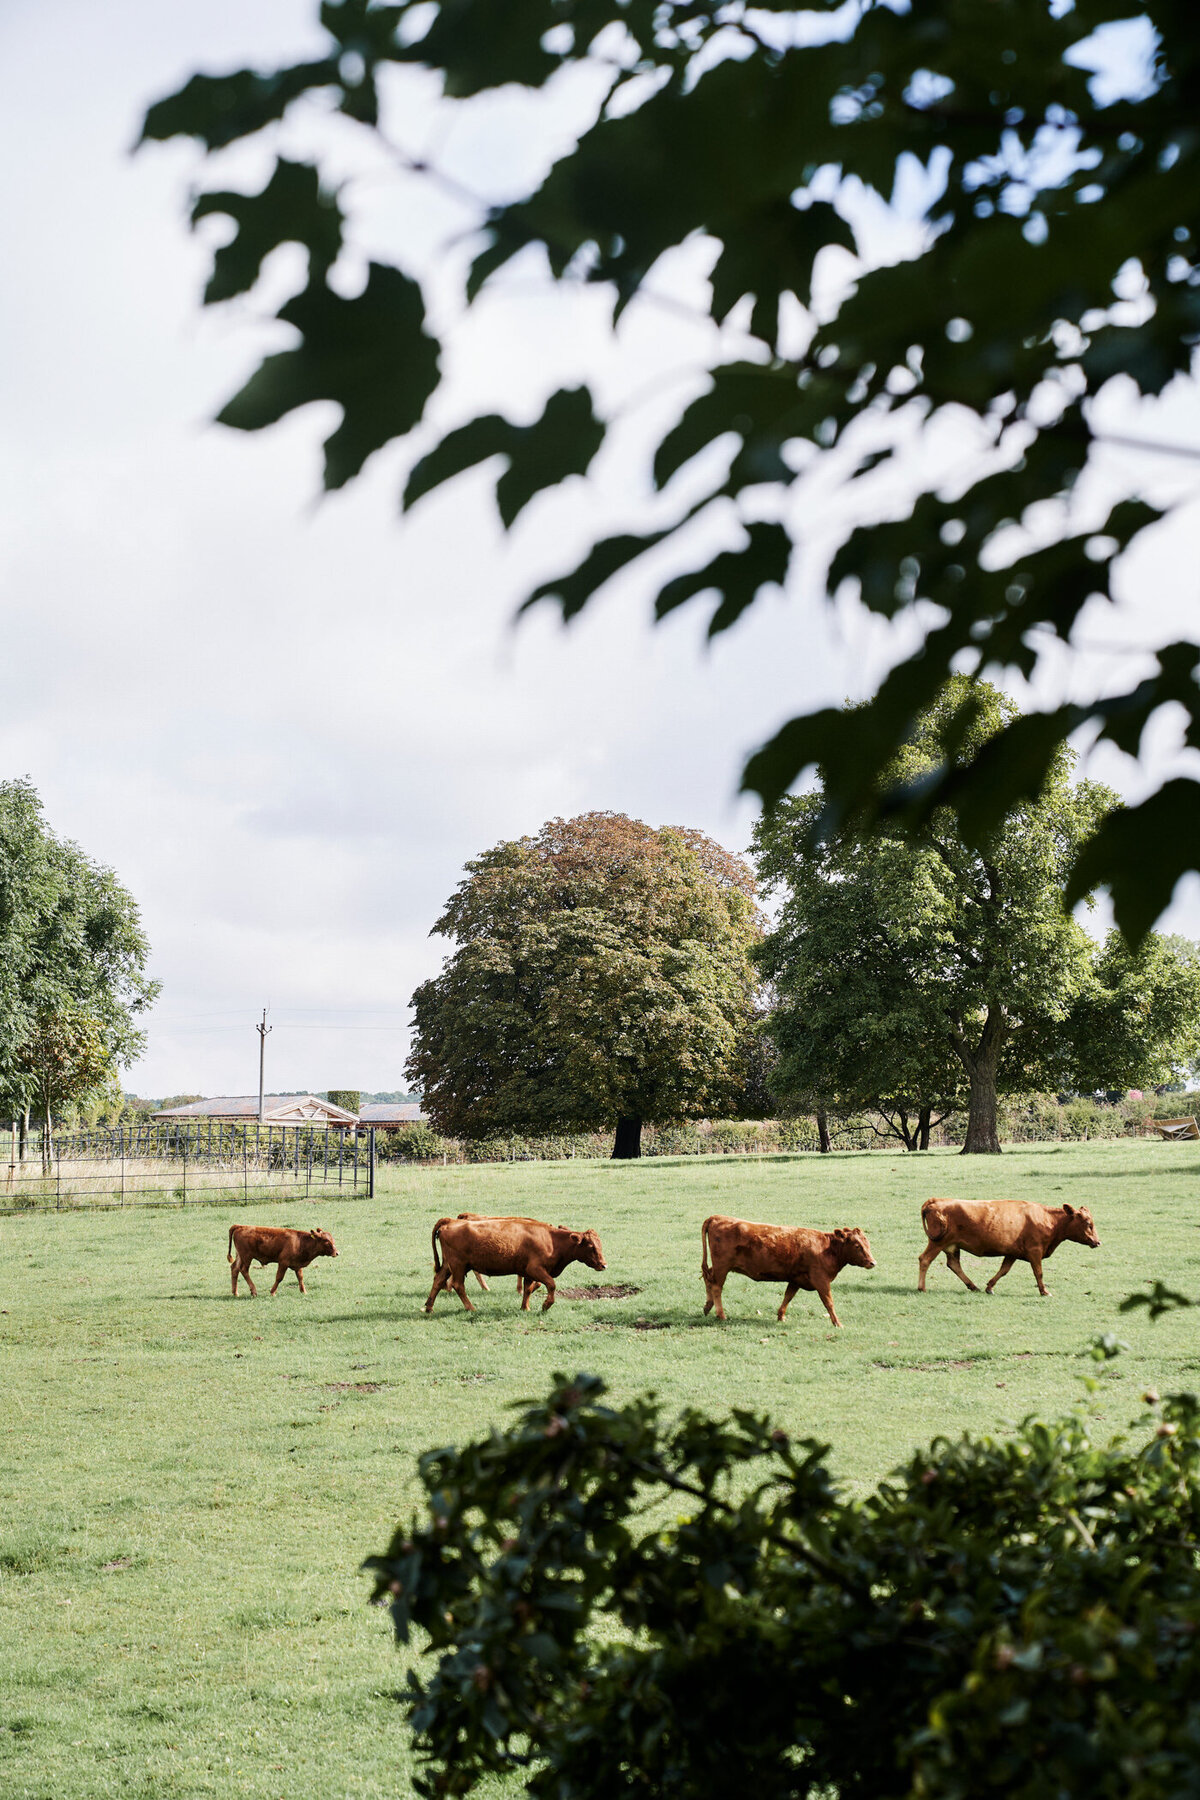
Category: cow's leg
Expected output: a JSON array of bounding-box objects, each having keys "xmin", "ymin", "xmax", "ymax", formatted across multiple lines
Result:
[
  {"xmin": 424, "ymin": 1264, "xmax": 453, "ymax": 1312},
  {"xmin": 517, "ymin": 1262, "xmax": 555, "ymax": 1311},
  {"xmin": 452, "ymin": 1273, "xmax": 475, "ymax": 1311},
  {"xmin": 944, "ymin": 1248, "xmax": 980, "ymax": 1293},
  {"xmin": 814, "ymin": 1280, "xmax": 843, "ymax": 1329},
  {"xmin": 1028, "ymin": 1252, "xmax": 1050, "ymax": 1297},
  {"xmin": 295, "ymin": 1267, "xmax": 307, "ymax": 1293},
  {"xmin": 777, "ymin": 1282, "xmax": 801, "ymax": 1321},
  {"xmin": 474, "ymin": 1272, "xmax": 490, "ymax": 1291},
  {"xmin": 237, "ymin": 1259, "xmax": 258, "ymax": 1298},
  {"xmin": 917, "ymin": 1242, "xmax": 941, "ymax": 1291},
  {"xmin": 705, "ymin": 1266, "xmax": 728, "ymax": 1321},
  {"xmin": 231, "ymin": 1258, "xmax": 241, "ymax": 1297},
  {"xmin": 270, "ymin": 1263, "xmax": 287, "ymax": 1296},
  {"xmin": 985, "ymin": 1256, "xmax": 1016, "ymax": 1294}
]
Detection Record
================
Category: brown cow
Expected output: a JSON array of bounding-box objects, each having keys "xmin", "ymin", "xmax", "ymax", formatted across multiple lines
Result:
[
  {"xmin": 437, "ymin": 1213, "xmax": 577, "ymax": 1298},
  {"xmin": 701, "ymin": 1215, "xmax": 876, "ymax": 1326},
  {"xmin": 917, "ymin": 1197, "xmax": 1100, "ymax": 1297},
  {"xmin": 227, "ymin": 1224, "xmax": 338, "ymax": 1297},
  {"xmin": 425, "ymin": 1214, "xmax": 606, "ymax": 1313}
]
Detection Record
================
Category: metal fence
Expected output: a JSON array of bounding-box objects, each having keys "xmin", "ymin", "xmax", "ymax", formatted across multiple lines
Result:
[{"xmin": 0, "ymin": 1121, "xmax": 375, "ymax": 1214}]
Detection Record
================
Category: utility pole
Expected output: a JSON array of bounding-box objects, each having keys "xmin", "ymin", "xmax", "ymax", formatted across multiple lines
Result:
[{"xmin": 257, "ymin": 1005, "xmax": 272, "ymax": 1122}]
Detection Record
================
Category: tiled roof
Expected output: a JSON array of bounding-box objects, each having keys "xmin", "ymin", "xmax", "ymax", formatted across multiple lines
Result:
[
  {"xmin": 153, "ymin": 1095, "xmax": 359, "ymax": 1124},
  {"xmin": 359, "ymin": 1102, "xmax": 424, "ymax": 1124}
]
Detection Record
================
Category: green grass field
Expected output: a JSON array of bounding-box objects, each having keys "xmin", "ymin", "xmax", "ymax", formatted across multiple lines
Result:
[{"xmin": 3, "ymin": 1140, "xmax": 1199, "ymax": 1798}]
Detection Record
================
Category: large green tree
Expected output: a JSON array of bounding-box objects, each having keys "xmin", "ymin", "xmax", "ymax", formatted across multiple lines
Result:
[
  {"xmin": 144, "ymin": 0, "xmax": 1200, "ymax": 942},
  {"xmin": 754, "ymin": 683, "xmax": 1198, "ymax": 1153},
  {"xmin": 407, "ymin": 812, "xmax": 760, "ymax": 1158},
  {"xmin": 0, "ymin": 780, "xmax": 159, "ymax": 1136}
]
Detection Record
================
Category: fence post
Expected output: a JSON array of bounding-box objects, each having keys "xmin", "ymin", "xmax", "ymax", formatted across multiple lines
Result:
[
  {"xmin": 120, "ymin": 1127, "xmax": 125, "ymax": 1205},
  {"xmin": 243, "ymin": 1130, "xmax": 248, "ymax": 1206},
  {"xmin": 369, "ymin": 1127, "xmax": 375, "ymax": 1199}
]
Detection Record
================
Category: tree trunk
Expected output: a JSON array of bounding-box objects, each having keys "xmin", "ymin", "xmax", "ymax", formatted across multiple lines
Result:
[
  {"xmin": 918, "ymin": 1107, "xmax": 932, "ymax": 1152},
  {"xmin": 816, "ymin": 1108, "xmax": 831, "ymax": 1154},
  {"xmin": 18, "ymin": 1108, "xmax": 27, "ymax": 1164},
  {"xmin": 611, "ymin": 1116, "xmax": 643, "ymax": 1159},
  {"xmin": 962, "ymin": 1050, "xmax": 1002, "ymax": 1154}
]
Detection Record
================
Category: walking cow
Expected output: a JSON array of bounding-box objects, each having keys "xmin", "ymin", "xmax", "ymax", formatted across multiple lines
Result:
[
  {"xmin": 426, "ymin": 1214, "xmax": 605, "ymax": 1313},
  {"xmin": 917, "ymin": 1197, "xmax": 1100, "ymax": 1296},
  {"xmin": 700, "ymin": 1215, "xmax": 876, "ymax": 1326},
  {"xmin": 227, "ymin": 1224, "xmax": 338, "ymax": 1296}
]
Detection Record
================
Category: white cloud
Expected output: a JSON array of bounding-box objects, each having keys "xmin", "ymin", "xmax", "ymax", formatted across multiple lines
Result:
[{"xmin": 2, "ymin": 0, "xmax": 1199, "ymax": 1096}]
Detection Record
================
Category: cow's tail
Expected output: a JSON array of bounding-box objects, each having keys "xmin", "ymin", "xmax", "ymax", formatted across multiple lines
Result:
[
  {"xmin": 701, "ymin": 1216, "xmax": 714, "ymax": 1283},
  {"xmin": 431, "ymin": 1218, "xmax": 444, "ymax": 1273},
  {"xmin": 227, "ymin": 1225, "xmax": 236, "ymax": 1264},
  {"xmin": 921, "ymin": 1200, "xmax": 948, "ymax": 1242}
]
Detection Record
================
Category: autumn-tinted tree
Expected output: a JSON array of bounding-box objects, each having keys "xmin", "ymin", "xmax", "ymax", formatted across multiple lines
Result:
[
  {"xmin": 753, "ymin": 681, "xmax": 1191, "ymax": 1154},
  {"xmin": 407, "ymin": 813, "xmax": 760, "ymax": 1158},
  {"xmin": 0, "ymin": 780, "xmax": 158, "ymax": 1138},
  {"xmin": 145, "ymin": 1, "xmax": 1200, "ymax": 943}
]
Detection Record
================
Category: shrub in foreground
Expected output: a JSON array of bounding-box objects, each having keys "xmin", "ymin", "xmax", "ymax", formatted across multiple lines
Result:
[{"xmin": 368, "ymin": 1367, "xmax": 1200, "ymax": 1799}]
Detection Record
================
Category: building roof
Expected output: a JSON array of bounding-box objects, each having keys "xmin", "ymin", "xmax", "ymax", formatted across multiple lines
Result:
[
  {"xmin": 153, "ymin": 1095, "xmax": 360, "ymax": 1126},
  {"xmin": 358, "ymin": 1101, "xmax": 425, "ymax": 1125}
]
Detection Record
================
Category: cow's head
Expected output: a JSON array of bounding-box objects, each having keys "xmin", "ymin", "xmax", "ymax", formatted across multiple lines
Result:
[
  {"xmin": 308, "ymin": 1228, "xmax": 338, "ymax": 1257},
  {"xmin": 830, "ymin": 1227, "xmax": 876, "ymax": 1269},
  {"xmin": 572, "ymin": 1228, "xmax": 606, "ymax": 1272},
  {"xmin": 1060, "ymin": 1203, "xmax": 1100, "ymax": 1248}
]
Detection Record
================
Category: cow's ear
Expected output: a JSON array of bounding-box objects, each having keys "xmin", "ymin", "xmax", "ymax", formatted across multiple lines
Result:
[{"xmin": 1062, "ymin": 1203, "xmax": 1075, "ymax": 1216}]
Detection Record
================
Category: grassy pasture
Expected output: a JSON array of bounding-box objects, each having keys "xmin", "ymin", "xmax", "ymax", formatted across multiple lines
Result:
[{"xmin": 2, "ymin": 1139, "xmax": 1199, "ymax": 1798}]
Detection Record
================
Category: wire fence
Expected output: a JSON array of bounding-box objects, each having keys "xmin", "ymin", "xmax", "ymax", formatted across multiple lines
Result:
[{"xmin": 0, "ymin": 1121, "xmax": 375, "ymax": 1214}]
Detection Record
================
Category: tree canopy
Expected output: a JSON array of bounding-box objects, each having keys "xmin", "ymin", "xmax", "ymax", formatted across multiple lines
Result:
[
  {"xmin": 367, "ymin": 1363, "xmax": 1200, "ymax": 1800},
  {"xmin": 0, "ymin": 780, "xmax": 158, "ymax": 1124},
  {"xmin": 144, "ymin": 0, "xmax": 1200, "ymax": 942},
  {"xmin": 406, "ymin": 812, "xmax": 760, "ymax": 1157},
  {"xmin": 754, "ymin": 682, "xmax": 1199, "ymax": 1152}
]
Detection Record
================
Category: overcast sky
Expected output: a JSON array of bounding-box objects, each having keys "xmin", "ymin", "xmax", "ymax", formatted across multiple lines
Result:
[{"xmin": 4, "ymin": 0, "xmax": 1199, "ymax": 1099}]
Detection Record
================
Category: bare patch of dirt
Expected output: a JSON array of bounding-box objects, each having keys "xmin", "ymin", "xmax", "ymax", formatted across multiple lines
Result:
[
  {"xmin": 559, "ymin": 1283, "xmax": 641, "ymax": 1300},
  {"xmin": 633, "ymin": 1318, "xmax": 671, "ymax": 1331},
  {"xmin": 101, "ymin": 1557, "xmax": 133, "ymax": 1573},
  {"xmin": 323, "ymin": 1381, "xmax": 383, "ymax": 1393}
]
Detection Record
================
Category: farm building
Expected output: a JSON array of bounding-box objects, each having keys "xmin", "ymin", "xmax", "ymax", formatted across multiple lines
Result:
[
  {"xmin": 358, "ymin": 1101, "xmax": 424, "ymax": 1128},
  {"xmin": 152, "ymin": 1095, "xmax": 360, "ymax": 1127}
]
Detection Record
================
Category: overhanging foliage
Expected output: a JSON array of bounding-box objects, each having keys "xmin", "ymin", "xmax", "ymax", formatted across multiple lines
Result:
[
  {"xmin": 144, "ymin": 0, "xmax": 1200, "ymax": 941},
  {"xmin": 367, "ymin": 1362, "xmax": 1200, "ymax": 1799}
]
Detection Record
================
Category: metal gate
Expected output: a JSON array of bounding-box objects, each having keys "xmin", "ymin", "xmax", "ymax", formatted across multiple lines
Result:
[{"xmin": 1, "ymin": 1121, "xmax": 375, "ymax": 1214}]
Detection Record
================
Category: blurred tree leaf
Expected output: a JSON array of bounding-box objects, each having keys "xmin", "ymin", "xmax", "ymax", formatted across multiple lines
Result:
[
  {"xmin": 404, "ymin": 388, "xmax": 603, "ymax": 527},
  {"xmin": 145, "ymin": 0, "xmax": 1200, "ymax": 939},
  {"xmin": 217, "ymin": 263, "xmax": 439, "ymax": 489}
]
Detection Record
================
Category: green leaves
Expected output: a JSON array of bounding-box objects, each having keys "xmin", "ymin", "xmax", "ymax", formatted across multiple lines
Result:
[
  {"xmin": 1066, "ymin": 780, "xmax": 1200, "ymax": 947},
  {"xmin": 144, "ymin": 0, "xmax": 1200, "ymax": 938},
  {"xmin": 193, "ymin": 160, "xmax": 343, "ymax": 304},
  {"xmin": 369, "ymin": 1367, "xmax": 1200, "ymax": 1799},
  {"xmin": 404, "ymin": 388, "xmax": 603, "ymax": 527},
  {"xmin": 655, "ymin": 522, "xmax": 792, "ymax": 638},
  {"xmin": 140, "ymin": 62, "xmax": 339, "ymax": 151},
  {"xmin": 218, "ymin": 264, "xmax": 439, "ymax": 489}
]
